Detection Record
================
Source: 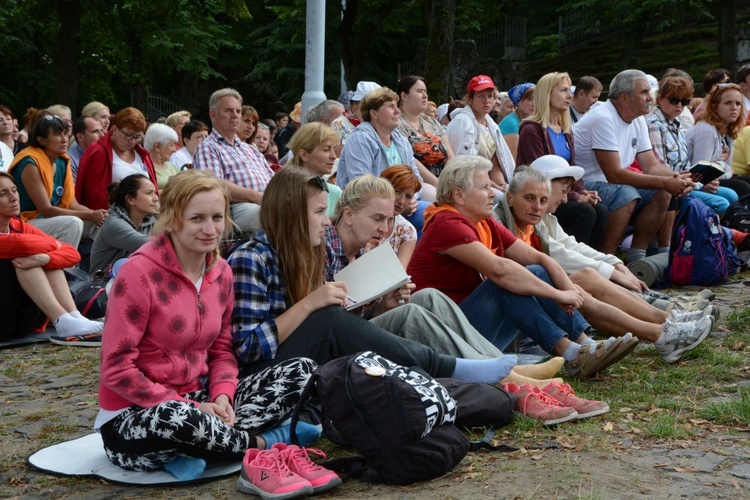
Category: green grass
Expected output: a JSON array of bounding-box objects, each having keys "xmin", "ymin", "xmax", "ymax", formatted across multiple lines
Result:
[
  {"xmin": 698, "ymin": 389, "xmax": 750, "ymax": 426},
  {"xmin": 493, "ymin": 293, "xmax": 750, "ymax": 449}
]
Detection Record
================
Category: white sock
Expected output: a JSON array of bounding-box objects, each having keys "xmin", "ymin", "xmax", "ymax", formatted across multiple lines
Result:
[
  {"xmin": 54, "ymin": 313, "xmax": 102, "ymax": 336},
  {"xmin": 69, "ymin": 311, "xmax": 103, "ymax": 332}
]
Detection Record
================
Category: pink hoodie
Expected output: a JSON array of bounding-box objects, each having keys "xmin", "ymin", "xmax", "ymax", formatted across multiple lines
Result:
[{"xmin": 98, "ymin": 234, "xmax": 237, "ymax": 411}]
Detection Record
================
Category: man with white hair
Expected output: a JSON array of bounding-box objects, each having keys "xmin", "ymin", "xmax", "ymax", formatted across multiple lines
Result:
[
  {"xmin": 573, "ymin": 69, "xmax": 693, "ymax": 262},
  {"xmin": 305, "ymin": 100, "xmax": 344, "ymax": 125},
  {"xmin": 193, "ymin": 88, "xmax": 275, "ymax": 232}
]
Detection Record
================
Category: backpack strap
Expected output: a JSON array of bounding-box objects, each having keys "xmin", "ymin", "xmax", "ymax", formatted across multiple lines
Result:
[
  {"xmin": 290, "ymin": 372, "xmax": 319, "ymax": 446},
  {"xmin": 80, "ymin": 287, "xmax": 106, "ymax": 317},
  {"xmin": 469, "ymin": 428, "xmax": 559, "ymax": 453},
  {"xmin": 320, "ymin": 456, "xmax": 387, "ymax": 483}
]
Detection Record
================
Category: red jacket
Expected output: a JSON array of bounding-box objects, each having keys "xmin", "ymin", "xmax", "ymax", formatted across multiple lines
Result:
[
  {"xmin": 0, "ymin": 217, "xmax": 80, "ymax": 268},
  {"xmin": 75, "ymin": 131, "xmax": 158, "ymax": 210}
]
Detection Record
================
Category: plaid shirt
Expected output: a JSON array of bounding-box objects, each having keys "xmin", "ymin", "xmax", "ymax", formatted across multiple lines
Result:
[
  {"xmin": 646, "ymin": 108, "xmax": 689, "ymax": 172},
  {"xmin": 228, "ymin": 230, "xmax": 290, "ymax": 363},
  {"xmin": 324, "ymin": 225, "xmax": 365, "ymax": 282},
  {"xmin": 194, "ymin": 129, "xmax": 274, "ymax": 191}
]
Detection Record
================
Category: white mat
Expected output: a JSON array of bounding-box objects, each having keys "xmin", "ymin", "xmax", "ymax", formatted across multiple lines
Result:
[{"xmin": 28, "ymin": 433, "xmax": 241, "ymax": 486}]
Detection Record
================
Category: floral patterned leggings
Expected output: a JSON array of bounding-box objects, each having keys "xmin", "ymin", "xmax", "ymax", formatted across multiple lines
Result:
[{"xmin": 100, "ymin": 357, "xmax": 317, "ymax": 471}]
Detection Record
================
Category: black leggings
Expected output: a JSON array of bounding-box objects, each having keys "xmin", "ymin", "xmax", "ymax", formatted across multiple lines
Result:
[
  {"xmin": 553, "ymin": 201, "xmax": 610, "ymax": 251},
  {"xmin": 240, "ymin": 306, "xmax": 457, "ymax": 378},
  {"xmin": 0, "ymin": 260, "xmax": 46, "ymax": 340},
  {"xmin": 720, "ymin": 176, "xmax": 750, "ymax": 198},
  {"xmin": 100, "ymin": 358, "xmax": 316, "ymax": 471}
]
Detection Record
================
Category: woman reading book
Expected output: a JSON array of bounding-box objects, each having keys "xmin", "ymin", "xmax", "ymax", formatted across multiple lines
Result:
[
  {"xmin": 648, "ymin": 76, "xmax": 738, "ymax": 213},
  {"xmin": 686, "ymin": 82, "xmax": 750, "ymax": 198},
  {"xmin": 228, "ymin": 167, "xmax": 567, "ymax": 389}
]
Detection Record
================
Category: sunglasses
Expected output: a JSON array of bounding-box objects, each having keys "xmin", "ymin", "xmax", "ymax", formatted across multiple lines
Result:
[
  {"xmin": 716, "ymin": 83, "xmax": 740, "ymax": 90},
  {"xmin": 667, "ymin": 97, "xmax": 691, "ymax": 106},
  {"xmin": 309, "ymin": 176, "xmax": 329, "ymax": 193}
]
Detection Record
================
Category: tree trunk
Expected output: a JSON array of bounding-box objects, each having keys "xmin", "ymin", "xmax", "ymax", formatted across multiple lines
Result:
[
  {"xmin": 717, "ymin": 0, "xmax": 736, "ymax": 71},
  {"xmin": 338, "ymin": 0, "xmax": 360, "ymax": 89},
  {"xmin": 56, "ymin": 0, "xmax": 81, "ymax": 112},
  {"xmin": 425, "ymin": 0, "xmax": 456, "ymax": 102}
]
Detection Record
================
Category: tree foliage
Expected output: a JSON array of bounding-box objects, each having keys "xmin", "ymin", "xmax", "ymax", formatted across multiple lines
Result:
[{"xmin": 0, "ymin": 0, "xmax": 738, "ymax": 125}]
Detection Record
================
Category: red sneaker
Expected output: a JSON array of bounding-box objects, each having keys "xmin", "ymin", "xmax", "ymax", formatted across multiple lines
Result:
[
  {"xmin": 272, "ymin": 443, "xmax": 342, "ymax": 493},
  {"xmin": 542, "ymin": 381, "xmax": 610, "ymax": 419},
  {"xmin": 236, "ymin": 448, "xmax": 313, "ymax": 499},
  {"xmin": 503, "ymin": 382, "xmax": 578, "ymax": 425}
]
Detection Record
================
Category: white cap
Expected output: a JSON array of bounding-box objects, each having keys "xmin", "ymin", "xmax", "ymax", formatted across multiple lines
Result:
[
  {"xmin": 352, "ymin": 81, "xmax": 381, "ymax": 102},
  {"xmin": 437, "ymin": 103, "xmax": 449, "ymax": 122},
  {"xmin": 529, "ymin": 155, "xmax": 584, "ymax": 181}
]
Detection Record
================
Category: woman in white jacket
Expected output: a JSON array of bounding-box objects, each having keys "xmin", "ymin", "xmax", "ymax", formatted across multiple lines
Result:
[
  {"xmin": 493, "ymin": 156, "xmax": 715, "ymax": 364},
  {"xmin": 446, "ymin": 75, "xmax": 515, "ymax": 197}
]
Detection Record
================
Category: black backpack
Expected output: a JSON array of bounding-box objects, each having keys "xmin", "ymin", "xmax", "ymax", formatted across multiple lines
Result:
[
  {"xmin": 723, "ymin": 193, "xmax": 750, "ymax": 237},
  {"xmin": 70, "ymin": 279, "xmax": 108, "ymax": 319},
  {"xmin": 291, "ymin": 351, "xmax": 516, "ymax": 485}
]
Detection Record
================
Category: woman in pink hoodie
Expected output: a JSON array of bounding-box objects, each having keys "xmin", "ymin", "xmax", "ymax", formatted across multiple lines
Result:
[{"xmin": 97, "ymin": 170, "xmax": 318, "ymax": 479}]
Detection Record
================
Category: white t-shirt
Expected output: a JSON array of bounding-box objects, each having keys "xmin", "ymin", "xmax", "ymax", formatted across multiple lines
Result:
[
  {"xmin": 170, "ymin": 148, "xmax": 192, "ymax": 169},
  {"xmin": 112, "ymin": 150, "xmax": 146, "ymax": 182},
  {"xmin": 0, "ymin": 142, "xmax": 13, "ymax": 172},
  {"xmin": 574, "ymin": 100, "xmax": 652, "ymax": 183}
]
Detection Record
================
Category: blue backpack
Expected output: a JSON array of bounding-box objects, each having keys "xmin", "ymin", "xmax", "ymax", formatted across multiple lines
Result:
[{"xmin": 668, "ymin": 197, "xmax": 741, "ymax": 286}]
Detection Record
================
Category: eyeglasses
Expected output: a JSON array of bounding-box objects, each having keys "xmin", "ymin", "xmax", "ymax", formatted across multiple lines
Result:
[
  {"xmin": 309, "ymin": 176, "xmax": 329, "ymax": 193},
  {"xmin": 668, "ymin": 97, "xmax": 691, "ymax": 106},
  {"xmin": 117, "ymin": 129, "xmax": 144, "ymax": 143}
]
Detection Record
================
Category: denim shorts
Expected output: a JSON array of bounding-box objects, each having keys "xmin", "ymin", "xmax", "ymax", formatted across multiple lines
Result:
[{"xmin": 585, "ymin": 181, "xmax": 658, "ymax": 213}]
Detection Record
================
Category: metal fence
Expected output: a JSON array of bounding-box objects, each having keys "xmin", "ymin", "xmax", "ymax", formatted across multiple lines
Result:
[
  {"xmin": 145, "ymin": 93, "xmax": 180, "ymax": 123},
  {"xmin": 476, "ymin": 15, "xmax": 526, "ymax": 60},
  {"xmin": 558, "ymin": 10, "xmax": 608, "ymax": 48}
]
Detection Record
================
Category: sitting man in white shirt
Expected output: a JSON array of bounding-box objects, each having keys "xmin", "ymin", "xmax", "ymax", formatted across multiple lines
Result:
[{"xmin": 573, "ymin": 69, "xmax": 693, "ymax": 262}]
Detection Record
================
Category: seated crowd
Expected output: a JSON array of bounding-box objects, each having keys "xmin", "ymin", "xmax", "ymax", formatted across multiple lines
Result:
[{"xmin": 1, "ymin": 64, "xmax": 742, "ymax": 495}]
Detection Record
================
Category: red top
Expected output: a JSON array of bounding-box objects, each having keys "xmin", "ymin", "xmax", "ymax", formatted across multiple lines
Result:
[
  {"xmin": 0, "ymin": 217, "xmax": 80, "ymax": 269},
  {"xmin": 75, "ymin": 131, "xmax": 158, "ymax": 211},
  {"xmin": 407, "ymin": 210, "xmax": 517, "ymax": 303}
]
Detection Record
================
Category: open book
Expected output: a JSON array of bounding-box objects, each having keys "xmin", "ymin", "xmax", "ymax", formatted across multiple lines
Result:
[
  {"xmin": 333, "ymin": 243, "xmax": 410, "ymax": 311},
  {"xmin": 689, "ymin": 161, "xmax": 725, "ymax": 185}
]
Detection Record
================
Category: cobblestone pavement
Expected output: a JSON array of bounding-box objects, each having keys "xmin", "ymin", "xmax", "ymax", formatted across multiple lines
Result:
[{"xmin": 1, "ymin": 281, "xmax": 748, "ymax": 499}]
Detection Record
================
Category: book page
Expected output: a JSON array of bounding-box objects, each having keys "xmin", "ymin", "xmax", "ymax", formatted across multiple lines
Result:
[{"xmin": 333, "ymin": 243, "xmax": 410, "ymax": 311}]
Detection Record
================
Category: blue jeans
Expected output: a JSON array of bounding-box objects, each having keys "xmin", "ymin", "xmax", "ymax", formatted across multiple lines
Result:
[
  {"xmin": 458, "ymin": 265, "xmax": 590, "ymax": 353},
  {"xmin": 689, "ymin": 186, "xmax": 737, "ymax": 213}
]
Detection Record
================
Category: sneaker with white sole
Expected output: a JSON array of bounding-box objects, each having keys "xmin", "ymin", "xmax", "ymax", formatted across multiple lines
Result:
[
  {"xmin": 503, "ymin": 382, "xmax": 578, "ymax": 425},
  {"xmin": 671, "ymin": 304, "xmax": 720, "ymax": 322},
  {"xmin": 655, "ymin": 316, "xmax": 713, "ymax": 364},
  {"xmin": 272, "ymin": 444, "xmax": 341, "ymax": 494},
  {"xmin": 236, "ymin": 448, "xmax": 313, "ymax": 500},
  {"xmin": 542, "ymin": 381, "xmax": 610, "ymax": 419}
]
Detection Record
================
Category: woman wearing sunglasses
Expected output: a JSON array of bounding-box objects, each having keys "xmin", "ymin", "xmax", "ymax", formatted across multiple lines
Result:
[
  {"xmin": 648, "ymin": 77, "xmax": 739, "ymax": 213},
  {"xmin": 76, "ymin": 107, "xmax": 159, "ymax": 211}
]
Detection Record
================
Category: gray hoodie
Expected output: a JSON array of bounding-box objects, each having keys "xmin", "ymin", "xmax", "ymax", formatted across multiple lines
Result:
[{"xmin": 89, "ymin": 204, "xmax": 155, "ymax": 277}]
